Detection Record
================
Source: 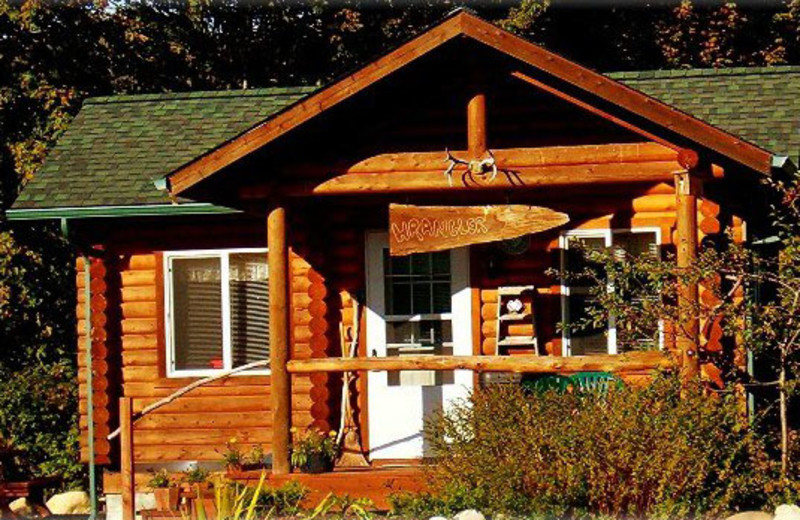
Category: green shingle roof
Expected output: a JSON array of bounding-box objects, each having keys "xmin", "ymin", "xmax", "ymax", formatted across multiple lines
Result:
[
  {"xmin": 11, "ymin": 66, "xmax": 799, "ymax": 213},
  {"xmin": 11, "ymin": 87, "xmax": 315, "ymax": 210},
  {"xmin": 610, "ymin": 66, "xmax": 800, "ymax": 165}
]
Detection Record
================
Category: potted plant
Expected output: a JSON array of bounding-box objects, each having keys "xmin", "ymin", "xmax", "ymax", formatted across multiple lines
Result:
[
  {"xmin": 182, "ymin": 465, "xmax": 210, "ymax": 492},
  {"xmin": 242, "ymin": 445, "xmax": 268, "ymax": 471},
  {"xmin": 148, "ymin": 469, "xmax": 179, "ymax": 511},
  {"xmin": 220, "ymin": 437, "xmax": 244, "ymax": 474},
  {"xmin": 290, "ymin": 428, "xmax": 338, "ymax": 474}
]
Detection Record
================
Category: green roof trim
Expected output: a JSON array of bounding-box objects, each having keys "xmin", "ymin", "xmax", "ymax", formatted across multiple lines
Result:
[
  {"xmin": 6, "ymin": 203, "xmax": 239, "ymax": 221},
  {"xmin": 12, "ymin": 66, "xmax": 800, "ymax": 215}
]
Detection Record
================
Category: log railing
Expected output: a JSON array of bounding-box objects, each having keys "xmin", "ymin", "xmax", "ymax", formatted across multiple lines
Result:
[{"xmin": 286, "ymin": 351, "xmax": 672, "ymax": 375}]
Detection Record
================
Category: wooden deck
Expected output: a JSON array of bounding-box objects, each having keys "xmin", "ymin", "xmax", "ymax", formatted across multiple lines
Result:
[{"xmin": 104, "ymin": 466, "xmax": 427, "ymax": 511}]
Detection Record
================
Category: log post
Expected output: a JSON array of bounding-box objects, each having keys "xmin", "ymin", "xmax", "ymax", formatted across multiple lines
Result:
[
  {"xmin": 268, "ymin": 205, "xmax": 291, "ymax": 475},
  {"xmin": 675, "ymin": 150, "xmax": 701, "ymax": 379},
  {"xmin": 467, "ymin": 91, "xmax": 487, "ymax": 159},
  {"xmin": 120, "ymin": 397, "xmax": 134, "ymax": 520}
]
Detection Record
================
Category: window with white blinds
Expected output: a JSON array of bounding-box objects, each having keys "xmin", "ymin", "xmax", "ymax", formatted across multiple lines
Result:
[{"xmin": 165, "ymin": 249, "xmax": 269, "ymax": 377}]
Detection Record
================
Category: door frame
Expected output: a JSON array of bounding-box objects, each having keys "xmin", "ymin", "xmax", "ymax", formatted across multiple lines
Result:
[{"xmin": 364, "ymin": 231, "xmax": 473, "ymax": 460}]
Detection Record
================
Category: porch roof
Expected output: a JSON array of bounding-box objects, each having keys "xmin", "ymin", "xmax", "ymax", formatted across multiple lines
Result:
[{"xmin": 9, "ymin": 63, "xmax": 800, "ymax": 216}]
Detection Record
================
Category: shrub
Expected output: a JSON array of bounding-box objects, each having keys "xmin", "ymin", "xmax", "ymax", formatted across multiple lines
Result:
[
  {"xmin": 423, "ymin": 374, "xmax": 778, "ymax": 519},
  {"xmin": 0, "ymin": 362, "xmax": 83, "ymax": 488}
]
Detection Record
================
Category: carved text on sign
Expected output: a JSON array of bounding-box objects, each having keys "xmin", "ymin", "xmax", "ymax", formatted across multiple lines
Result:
[
  {"xmin": 391, "ymin": 216, "xmax": 489, "ymax": 243},
  {"xmin": 389, "ymin": 204, "xmax": 570, "ymax": 256}
]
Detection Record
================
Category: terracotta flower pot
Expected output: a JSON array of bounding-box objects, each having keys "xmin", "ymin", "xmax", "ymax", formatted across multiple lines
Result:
[{"xmin": 153, "ymin": 487, "xmax": 180, "ymax": 511}]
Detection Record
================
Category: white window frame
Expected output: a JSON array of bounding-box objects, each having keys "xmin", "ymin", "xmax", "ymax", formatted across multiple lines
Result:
[
  {"xmin": 163, "ymin": 247, "xmax": 270, "ymax": 378},
  {"xmin": 559, "ymin": 227, "xmax": 662, "ymax": 356}
]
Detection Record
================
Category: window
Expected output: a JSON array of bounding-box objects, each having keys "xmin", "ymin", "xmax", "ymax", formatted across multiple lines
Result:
[
  {"xmin": 383, "ymin": 250, "xmax": 454, "ymax": 386},
  {"xmin": 560, "ymin": 229, "xmax": 660, "ymax": 355},
  {"xmin": 164, "ymin": 249, "xmax": 269, "ymax": 377}
]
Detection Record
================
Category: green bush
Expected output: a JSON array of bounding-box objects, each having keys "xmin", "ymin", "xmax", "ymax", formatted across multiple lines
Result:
[
  {"xmin": 420, "ymin": 374, "xmax": 780, "ymax": 519},
  {"xmin": 0, "ymin": 363, "xmax": 83, "ymax": 487}
]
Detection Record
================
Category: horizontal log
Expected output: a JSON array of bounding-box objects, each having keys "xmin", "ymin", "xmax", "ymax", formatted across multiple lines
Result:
[
  {"xmin": 121, "ymin": 270, "xmax": 156, "ymax": 287},
  {"xmin": 122, "ymin": 366, "xmax": 159, "ymax": 382},
  {"xmin": 121, "ymin": 286, "xmax": 157, "ymax": 303},
  {"xmin": 121, "ymin": 350, "xmax": 159, "ymax": 366},
  {"xmin": 122, "ymin": 334, "xmax": 158, "ymax": 350},
  {"xmin": 127, "ymin": 255, "xmax": 157, "ymax": 270},
  {"xmin": 280, "ymin": 143, "xmax": 678, "ymax": 179},
  {"xmin": 134, "ymin": 444, "xmax": 268, "ymax": 462},
  {"xmin": 122, "ymin": 318, "xmax": 158, "ymax": 335},
  {"xmin": 130, "ymin": 427, "xmax": 273, "ymax": 447},
  {"xmin": 134, "ymin": 411, "xmax": 314, "ymax": 431},
  {"xmin": 301, "ymin": 160, "xmax": 684, "ymax": 196},
  {"xmin": 286, "ymin": 352, "xmax": 672, "ymax": 374},
  {"xmin": 123, "ymin": 383, "xmax": 293, "ymax": 399},
  {"xmin": 133, "ymin": 394, "xmax": 314, "ymax": 414},
  {"xmin": 121, "ymin": 301, "xmax": 157, "ymax": 319}
]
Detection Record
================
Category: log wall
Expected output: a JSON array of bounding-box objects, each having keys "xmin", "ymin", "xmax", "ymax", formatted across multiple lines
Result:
[{"xmin": 76, "ymin": 184, "xmax": 748, "ymax": 463}]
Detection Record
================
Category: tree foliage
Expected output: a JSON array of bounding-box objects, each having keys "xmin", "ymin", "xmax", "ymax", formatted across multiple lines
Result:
[{"xmin": 559, "ymin": 171, "xmax": 800, "ymax": 482}]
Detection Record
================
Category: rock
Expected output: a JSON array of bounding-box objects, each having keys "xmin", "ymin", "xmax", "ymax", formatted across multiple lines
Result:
[
  {"xmin": 9, "ymin": 497, "xmax": 31, "ymax": 516},
  {"xmin": 724, "ymin": 512, "xmax": 772, "ymax": 520},
  {"xmin": 454, "ymin": 509, "xmax": 486, "ymax": 520},
  {"xmin": 46, "ymin": 490, "xmax": 91, "ymax": 515},
  {"xmin": 775, "ymin": 504, "xmax": 800, "ymax": 520},
  {"xmin": 429, "ymin": 516, "xmax": 448, "ymax": 520}
]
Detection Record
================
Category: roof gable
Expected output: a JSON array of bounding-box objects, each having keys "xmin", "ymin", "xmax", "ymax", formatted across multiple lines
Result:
[{"xmin": 165, "ymin": 10, "xmax": 774, "ymax": 195}]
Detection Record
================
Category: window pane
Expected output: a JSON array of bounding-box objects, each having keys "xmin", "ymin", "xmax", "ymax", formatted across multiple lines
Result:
[
  {"xmin": 172, "ymin": 257, "xmax": 223, "ymax": 371},
  {"xmin": 432, "ymin": 282, "xmax": 451, "ymax": 313},
  {"xmin": 568, "ymin": 295, "xmax": 607, "ymax": 355},
  {"xmin": 412, "ymin": 282, "xmax": 432, "ymax": 315},
  {"xmin": 229, "ymin": 253, "xmax": 270, "ymax": 367},
  {"xmin": 384, "ymin": 250, "xmax": 452, "ymax": 316},
  {"xmin": 387, "ymin": 282, "xmax": 412, "ymax": 315},
  {"xmin": 614, "ymin": 231, "xmax": 658, "ymax": 258},
  {"xmin": 431, "ymin": 252, "xmax": 450, "ymax": 275},
  {"xmin": 386, "ymin": 320, "xmax": 453, "ymax": 386}
]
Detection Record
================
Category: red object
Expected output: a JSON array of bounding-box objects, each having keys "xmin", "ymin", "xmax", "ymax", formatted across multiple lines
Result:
[{"xmin": 210, "ymin": 359, "xmax": 223, "ymax": 369}]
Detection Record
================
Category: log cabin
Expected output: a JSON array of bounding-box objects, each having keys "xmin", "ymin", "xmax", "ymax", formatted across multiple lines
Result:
[{"xmin": 7, "ymin": 8, "xmax": 800, "ymax": 516}]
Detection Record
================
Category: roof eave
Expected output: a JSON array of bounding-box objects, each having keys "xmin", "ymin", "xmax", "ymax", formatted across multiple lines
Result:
[{"xmin": 5, "ymin": 203, "xmax": 239, "ymax": 221}]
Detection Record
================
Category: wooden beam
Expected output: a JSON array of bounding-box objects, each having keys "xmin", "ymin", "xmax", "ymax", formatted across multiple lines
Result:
[
  {"xmin": 268, "ymin": 206, "xmax": 291, "ymax": 476},
  {"xmin": 468, "ymin": 92, "xmax": 487, "ymax": 158},
  {"xmin": 511, "ymin": 71, "xmax": 679, "ymax": 152},
  {"xmin": 302, "ymin": 160, "xmax": 684, "ymax": 196},
  {"xmin": 286, "ymin": 351, "xmax": 671, "ymax": 374},
  {"xmin": 675, "ymin": 153, "xmax": 701, "ymax": 379},
  {"xmin": 287, "ymin": 143, "xmax": 678, "ymax": 177},
  {"xmin": 120, "ymin": 397, "xmax": 135, "ymax": 520}
]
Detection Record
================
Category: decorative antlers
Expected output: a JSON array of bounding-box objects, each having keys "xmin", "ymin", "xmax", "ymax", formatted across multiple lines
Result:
[{"xmin": 443, "ymin": 149, "xmax": 498, "ymax": 186}]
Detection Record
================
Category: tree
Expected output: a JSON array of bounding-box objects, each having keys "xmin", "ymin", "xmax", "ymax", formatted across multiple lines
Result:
[{"xmin": 560, "ymin": 173, "xmax": 800, "ymax": 482}]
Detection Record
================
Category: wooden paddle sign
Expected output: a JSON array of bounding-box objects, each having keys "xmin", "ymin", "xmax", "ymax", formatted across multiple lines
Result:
[{"xmin": 389, "ymin": 204, "xmax": 569, "ymax": 256}]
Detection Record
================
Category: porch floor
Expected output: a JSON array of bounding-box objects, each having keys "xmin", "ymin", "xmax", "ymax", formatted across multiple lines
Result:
[{"xmin": 104, "ymin": 465, "xmax": 427, "ymax": 511}]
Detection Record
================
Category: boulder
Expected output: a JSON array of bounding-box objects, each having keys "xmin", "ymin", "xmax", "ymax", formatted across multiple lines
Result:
[
  {"xmin": 454, "ymin": 510, "xmax": 486, "ymax": 520},
  {"xmin": 775, "ymin": 504, "xmax": 800, "ymax": 520},
  {"xmin": 46, "ymin": 490, "xmax": 91, "ymax": 515},
  {"xmin": 428, "ymin": 516, "xmax": 448, "ymax": 520},
  {"xmin": 724, "ymin": 512, "xmax": 772, "ymax": 520},
  {"xmin": 9, "ymin": 497, "xmax": 31, "ymax": 516}
]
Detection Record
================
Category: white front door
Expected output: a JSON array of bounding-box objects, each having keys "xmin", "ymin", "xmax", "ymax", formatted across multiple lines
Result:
[{"xmin": 365, "ymin": 232, "xmax": 473, "ymax": 460}]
